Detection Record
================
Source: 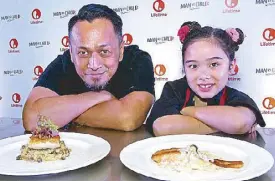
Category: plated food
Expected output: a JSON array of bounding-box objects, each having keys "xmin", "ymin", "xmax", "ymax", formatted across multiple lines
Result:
[
  {"xmin": 151, "ymin": 144, "xmax": 244, "ymax": 172},
  {"xmin": 120, "ymin": 135, "xmax": 274, "ymax": 181},
  {"xmin": 16, "ymin": 115, "xmax": 71, "ymax": 162}
]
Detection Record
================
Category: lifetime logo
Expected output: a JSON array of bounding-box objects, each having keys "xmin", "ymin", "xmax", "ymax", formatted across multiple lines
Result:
[
  {"xmin": 12, "ymin": 93, "xmax": 21, "ymax": 103},
  {"xmin": 229, "ymin": 59, "xmax": 239, "ymax": 76},
  {"xmin": 228, "ymin": 60, "xmax": 241, "ymax": 81},
  {"xmin": 262, "ymin": 97, "xmax": 275, "ymax": 110},
  {"xmin": 229, "ymin": 65, "xmax": 239, "ymax": 76},
  {"xmin": 34, "ymin": 65, "xmax": 44, "ymax": 76},
  {"xmin": 61, "ymin": 36, "xmax": 69, "ymax": 47},
  {"xmin": 263, "ymin": 28, "xmax": 275, "ymax": 41},
  {"xmin": 153, "ymin": 0, "xmax": 165, "ymax": 12},
  {"xmin": 122, "ymin": 33, "xmax": 133, "ymax": 45},
  {"xmin": 9, "ymin": 38, "xmax": 18, "ymax": 49},
  {"xmin": 154, "ymin": 64, "xmax": 166, "ymax": 76},
  {"xmin": 32, "ymin": 9, "xmax": 42, "ymax": 19},
  {"xmin": 225, "ymin": 0, "xmax": 238, "ymax": 8}
]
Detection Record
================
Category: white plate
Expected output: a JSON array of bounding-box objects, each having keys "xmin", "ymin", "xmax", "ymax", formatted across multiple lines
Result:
[
  {"xmin": 120, "ymin": 134, "xmax": 274, "ymax": 181},
  {"xmin": 0, "ymin": 132, "xmax": 111, "ymax": 176}
]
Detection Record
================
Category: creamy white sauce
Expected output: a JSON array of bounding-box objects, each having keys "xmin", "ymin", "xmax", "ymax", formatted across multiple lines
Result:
[{"xmin": 159, "ymin": 145, "xmax": 220, "ymax": 172}]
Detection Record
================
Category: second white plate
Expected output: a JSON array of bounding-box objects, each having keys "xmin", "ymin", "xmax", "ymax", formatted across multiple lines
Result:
[{"xmin": 120, "ymin": 134, "xmax": 274, "ymax": 181}]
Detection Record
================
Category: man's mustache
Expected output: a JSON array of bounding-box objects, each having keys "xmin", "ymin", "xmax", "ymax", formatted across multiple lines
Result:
[{"xmin": 85, "ymin": 68, "xmax": 108, "ymax": 75}]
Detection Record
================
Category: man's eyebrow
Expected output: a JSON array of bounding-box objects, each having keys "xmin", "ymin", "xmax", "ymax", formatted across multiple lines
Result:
[
  {"xmin": 77, "ymin": 43, "xmax": 112, "ymax": 50},
  {"xmin": 98, "ymin": 43, "xmax": 111, "ymax": 48},
  {"xmin": 78, "ymin": 44, "xmax": 112, "ymax": 49},
  {"xmin": 77, "ymin": 46, "xmax": 89, "ymax": 50}
]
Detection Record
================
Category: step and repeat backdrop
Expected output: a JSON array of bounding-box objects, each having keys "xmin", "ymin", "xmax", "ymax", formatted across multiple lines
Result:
[{"xmin": 0, "ymin": 0, "xmax": 275, "ymax": 127}]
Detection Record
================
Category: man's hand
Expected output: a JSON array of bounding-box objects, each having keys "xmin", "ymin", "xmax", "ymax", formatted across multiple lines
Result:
[
  {"xmin": 23, "ymin": 87, "xmax": 115, "ymax": 131},
  {"xmin": 180, "ymin": 106, "xmax": 196, "ymax": 117},
  {"xmin": 80, "ymin": 90, "xmax": 114, "ymax": 105},
  {"xmin": 75, "ymin": 91, "xmax": 154, "ymax": 131},
  {"xmin": 99, "ymin": 90, "xmax": 116, "ymax": 100}
]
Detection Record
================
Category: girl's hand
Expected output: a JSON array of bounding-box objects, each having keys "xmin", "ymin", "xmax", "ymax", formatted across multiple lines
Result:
[
  {"xmin": 248, "ymin": 124, "xmax": 257, "ymax": 140},
  {"xmin": 248, "ymin": 124, "xmax": 257, "ymax": 134}
]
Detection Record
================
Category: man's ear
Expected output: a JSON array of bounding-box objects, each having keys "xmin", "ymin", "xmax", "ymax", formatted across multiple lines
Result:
[
  {"xmin": 119, "ymin": 41, "xmax": 124, "ymax": 62},
  {"xmin": 69, "ymin": 46, "xmax": 74, "ymax": 63}
]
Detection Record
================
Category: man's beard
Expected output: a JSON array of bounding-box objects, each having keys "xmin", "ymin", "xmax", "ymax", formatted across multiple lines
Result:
[{"xmin": 84, "ymin": 81, "xmax": 108, "ymax": 92}]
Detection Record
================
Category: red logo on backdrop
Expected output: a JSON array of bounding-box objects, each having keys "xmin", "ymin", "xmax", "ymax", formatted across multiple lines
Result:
[
  {"xmin": 9, "ymin": 39, "xmax": 18, "ymax": 49},
  {"xmin": 225, "ymin": 0, "xmax": 238, "ymax": 8},
  {"xmin": 229, "ymin": 59, "xmax": 239, "ymax": 76},
  {"xmin": 61, "ymin": 36, "xmax": 69, "ymax": 47},
  {"xmin": 154, "ymin": 64, "xmax": 166, "ymax": 76},
  {"xmin": 12, "ymin": 93, "xmax": 21, "ymax": 103},
  {"xmin": 122, "ymin": 33, "xmax": 133, "ymax": 45},
  {"xmin": 229, "ymin": 65, "xmax": 239, "ymax": 76},
  {"xmin": 263, "ymin": 97, "xmax": 275, "ymax": 110},
  {"xmin": 263, "ymin": 28, "xmax": 275, "ymax": 41},
  {"xmin": 153, "ymin": 0, "xmax": 165, "ymax": 12},
  {"xmin": 34, "ymin": 66, "xmax": 44, "ymax": 76},
  {"xmin": 13, "ymin": 119, "xmax": 21, "ymax": 125},
  {"xmin": 32, "ymin": 9, "xmax": 42, "ymax": 19}
]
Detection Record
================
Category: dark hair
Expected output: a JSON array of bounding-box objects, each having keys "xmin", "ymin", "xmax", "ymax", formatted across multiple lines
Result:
[
  {"xmin": 68, "ymin": 4, "xmax": 123, "ymax": 43},
  {"xmin": 179, "ymin": 21, "xmax": 244, "ymax": 64}
]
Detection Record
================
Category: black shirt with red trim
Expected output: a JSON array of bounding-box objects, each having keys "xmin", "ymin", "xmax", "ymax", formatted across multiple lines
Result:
[
  {"xmin": 34, "ymin": 45, "xmax": 155, "ymax": 99},
  {"xmin": 146, "ymin": 77, "xmax": 265, "ymax": 135}
]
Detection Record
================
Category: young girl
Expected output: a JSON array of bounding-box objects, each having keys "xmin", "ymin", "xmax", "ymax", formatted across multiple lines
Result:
[{"xmin": 146, "ymin": 21, "xmax": 265, "ymax": 136}]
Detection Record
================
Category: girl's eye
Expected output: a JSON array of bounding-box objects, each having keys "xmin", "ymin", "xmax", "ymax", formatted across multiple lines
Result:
[
  {"xmin": 210, "ymin": 62, "xmax": 219, "ymax": 67},
  {"xmin": 188, "ymin": 64, "xmax": 197, "ymax": 69}
]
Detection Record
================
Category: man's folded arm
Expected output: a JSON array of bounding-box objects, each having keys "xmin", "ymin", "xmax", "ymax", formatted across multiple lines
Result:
[
  {"xmin": 75, "ymin": 91, "xmax": 154, "ymax": 131},
  {"xmin": 22, "ymin": 86, "xmax": 112, "ymax": 131}
]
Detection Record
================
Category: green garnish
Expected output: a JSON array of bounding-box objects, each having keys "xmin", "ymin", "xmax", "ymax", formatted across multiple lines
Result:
[{"xmin": 36, "ymin": 115, "xmax": 58, "ymax": 131}]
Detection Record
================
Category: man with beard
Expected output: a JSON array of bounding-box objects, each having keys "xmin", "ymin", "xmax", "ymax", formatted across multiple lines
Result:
[{"xmin": 23, "ymin": 4, "xmax": 155, "ymax": 131}]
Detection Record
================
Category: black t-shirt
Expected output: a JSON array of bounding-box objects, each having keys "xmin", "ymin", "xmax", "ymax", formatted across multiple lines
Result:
[
  {"xmin": 34, "ymin": 45, "xmax": 155, "ymax": 99},
  {"xmin": 146, "ymin": 77, "xmax": 265, "ymax": 134}
]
